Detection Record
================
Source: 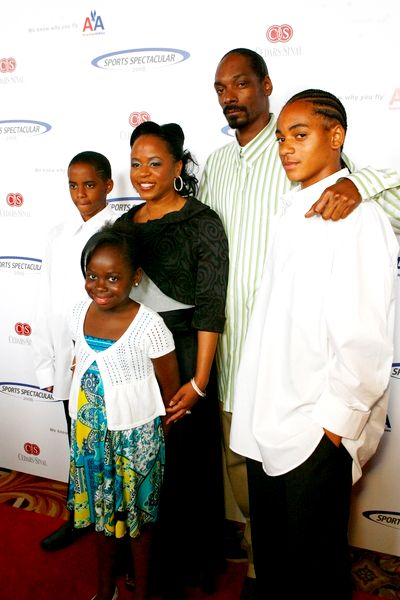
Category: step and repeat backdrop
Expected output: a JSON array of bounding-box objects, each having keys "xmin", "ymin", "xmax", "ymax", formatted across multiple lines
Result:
[{"xmin": 1, "ymin": 0, "xmax": 399, "ymax": 555}]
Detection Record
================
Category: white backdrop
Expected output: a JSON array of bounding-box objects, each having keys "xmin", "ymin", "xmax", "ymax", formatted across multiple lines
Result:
[{"xmin": 1, "ymin": 0, "xmax": 399, "ymax": 555}]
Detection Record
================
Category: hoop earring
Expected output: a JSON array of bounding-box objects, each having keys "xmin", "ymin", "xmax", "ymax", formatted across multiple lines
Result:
[{"xmin": 174, "ymin": 176, "xmax": 184, "ymax": 192}]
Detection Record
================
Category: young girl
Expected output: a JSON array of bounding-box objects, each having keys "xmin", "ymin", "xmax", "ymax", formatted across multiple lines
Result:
[{"xmin": 67, "ymin": 221, "xmax": 180, "ymax": 600}]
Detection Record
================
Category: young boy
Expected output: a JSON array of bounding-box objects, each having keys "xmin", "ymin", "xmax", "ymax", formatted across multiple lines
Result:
[
  {"xmin": 230, "ymin": 90, "xmax": 398, "ymax": 600},
  {"xmin": 32, "ymin": 151, "xmax": 116, "ymax": 550}
]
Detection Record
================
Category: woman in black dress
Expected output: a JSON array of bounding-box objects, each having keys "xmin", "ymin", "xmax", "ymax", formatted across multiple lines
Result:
[{"xmin": 117, "ymin": 121, "xmax": 229, "ymax": 599}]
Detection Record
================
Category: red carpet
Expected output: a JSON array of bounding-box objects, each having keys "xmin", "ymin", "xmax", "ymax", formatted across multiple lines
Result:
[
  {"xmin": 0, "ymin": 503, "xmax": 248, "ymax": 600},
  {"xmin": 0, "ymin": 503, "xmax": 100, "ymax": 600},
  {"xmin": 0, "ymin": 502, "xmax": 385, "ymax": 600},
  {"xmin": 0, "ymin": 469, "xmax": 394, "ymax": 599}
]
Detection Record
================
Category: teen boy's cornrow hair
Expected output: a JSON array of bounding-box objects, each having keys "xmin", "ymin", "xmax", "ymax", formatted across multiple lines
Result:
[{"xmin": 285, "ymin": 89, "xmax": 347, "ymax": 132}]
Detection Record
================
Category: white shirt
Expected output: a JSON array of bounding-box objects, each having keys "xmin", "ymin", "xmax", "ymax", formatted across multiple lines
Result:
[
  {"xmin": 230, "ymin": 170, "xmax": 398, "ymax": 483},
  {"xmin": 32, "ymin": 205, "xmax": 116, "ymax": 400},
  {"xmin": 200, "ymin": 116, "xmax": 400, "ymax": 413},
  {"xmin": 69, "ymin": 299, "xmax": 175, "ymax": 430}
]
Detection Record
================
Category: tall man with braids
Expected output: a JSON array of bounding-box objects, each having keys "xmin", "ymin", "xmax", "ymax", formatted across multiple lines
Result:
[
  {"xmin": 199, "ymin": 48, "xmax": 400, "ymax": 600},
  {"xmin": 230, "ymin": 89, "xmax": 398, "ymax": 599}
]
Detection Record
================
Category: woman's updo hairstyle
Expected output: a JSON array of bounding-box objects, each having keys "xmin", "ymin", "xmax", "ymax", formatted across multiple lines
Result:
[{"xmin": 130, "ymin": 121, "xmax": 199, "ymax": 197}]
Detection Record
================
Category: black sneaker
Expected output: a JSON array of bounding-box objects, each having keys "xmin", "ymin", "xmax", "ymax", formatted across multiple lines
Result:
[
  {"xmin": 40, "ymin": 520, "xmax": 87, "ymax": 552},
  {"xmin": 240, "ymin": 577, "xmax": 258, "ymax": 600},
  {"xmin": 224, "ymin": 520, "xmax": 248, "ymax": 562}
]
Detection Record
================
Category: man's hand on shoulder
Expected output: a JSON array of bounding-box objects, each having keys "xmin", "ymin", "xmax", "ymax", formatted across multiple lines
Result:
[{"xmin": 305, "ymin": 178, "xmax": 361, "ymax": 221}]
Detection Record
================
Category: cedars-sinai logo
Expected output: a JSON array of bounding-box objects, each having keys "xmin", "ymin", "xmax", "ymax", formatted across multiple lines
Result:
[
  {"xmin": 15, "ymin": 322, "xmax": 32, "ymax": 336},
  {"xmin": 266, "ymin": 24, "xmax": 293, "ymax": 43},
  {"xmin": 19, "ymin": 440, "xmax": 47, "ymax": 466},
  {"xmin": 0, "ymin": 57, "xmax": 16, "ymax": 72},
  {"xmin": 129, "ymin": 112, "xmax": 151, "ymax": 127},
  {"xmin": 92, "ymin": 48, "xmax": 190, "ymax": 71},
  {"xmin": 6, "ymin": 193, "xmax": 23, "ymax": 207},
  {"xmin": 24, "ymin": 442, "xmax": 40, "ymax": 456}
]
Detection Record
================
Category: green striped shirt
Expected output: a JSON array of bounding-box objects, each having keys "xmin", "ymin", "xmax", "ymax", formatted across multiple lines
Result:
[{"xmin": 200, "ymin": 114, "xmax": 400, "ymax": 412}]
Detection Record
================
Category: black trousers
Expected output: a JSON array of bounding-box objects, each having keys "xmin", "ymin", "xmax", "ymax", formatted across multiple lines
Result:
[
  {"xmin": 62, "ymin": 399, "xmax": 72, "ymax": 443},
  {"xmin": 62, "ymin": 399, "xmax": 73, "ymax": 522},
  {"xmin": 247, "ymin": 435, "xmax": 353, "ymax": 600}
]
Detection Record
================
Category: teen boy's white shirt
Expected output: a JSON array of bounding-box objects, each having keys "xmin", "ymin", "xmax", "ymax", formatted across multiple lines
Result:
[
  {"xmin": 230, "ymin": 169, "xmax": 398, "ymax": 484},
  {"xmin": 200, "ymin": 116, "xmax": 400, "ymax": 414},
  {"xmin": 32, "ymin": 205, "xmax": 116, "ymax": 400}
]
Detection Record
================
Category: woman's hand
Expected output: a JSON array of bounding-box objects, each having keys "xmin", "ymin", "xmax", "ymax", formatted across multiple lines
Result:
[
  {"xmin": 165, "ymin": 331, "xmax": 218, "ymax": 424},
  {"xmin": 165, "ymin": 382, "xmax": 201, "ymax": 424}
]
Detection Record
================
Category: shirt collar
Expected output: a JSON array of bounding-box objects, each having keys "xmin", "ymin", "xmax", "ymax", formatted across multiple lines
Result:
[
  {"xmin": 280, "ymin": 168, "xmax": 350, "ymax": 214},
  {"xmin": 70, "ymin": 204, "xmax": 113, "ymax": 234},
  {"xmin": 233, "ymin": 114, "xmax": 278, "ymax": 166}
]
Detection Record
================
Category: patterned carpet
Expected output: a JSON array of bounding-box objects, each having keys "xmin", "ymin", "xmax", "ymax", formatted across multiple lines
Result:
[
  {"xmin": 0, "ymin": 468, "xmax": 68, "ymax": 519},
  {"xmin": 351, "ymin": 547, "xmax": 400, "ymax": 599},
  {"xmin": 1, "ymin": 468, "xmax": 400, "ymax": 598}
]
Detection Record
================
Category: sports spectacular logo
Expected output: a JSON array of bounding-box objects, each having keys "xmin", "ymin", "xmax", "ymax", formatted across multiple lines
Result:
[{"xmin": 92, "ymin": 48, "xmax": 190, "ymax": 71}]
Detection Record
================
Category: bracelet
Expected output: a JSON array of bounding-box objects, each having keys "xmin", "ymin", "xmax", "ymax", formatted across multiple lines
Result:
[{"xmin": 190, "ymin": 377, "xmax": 206, "ymax": 397}]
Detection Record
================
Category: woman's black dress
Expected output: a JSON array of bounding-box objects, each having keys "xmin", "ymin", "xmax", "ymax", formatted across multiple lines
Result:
[{"xmin": 117, "ymin": 197, "xmax": 229, "ymax": 597}]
